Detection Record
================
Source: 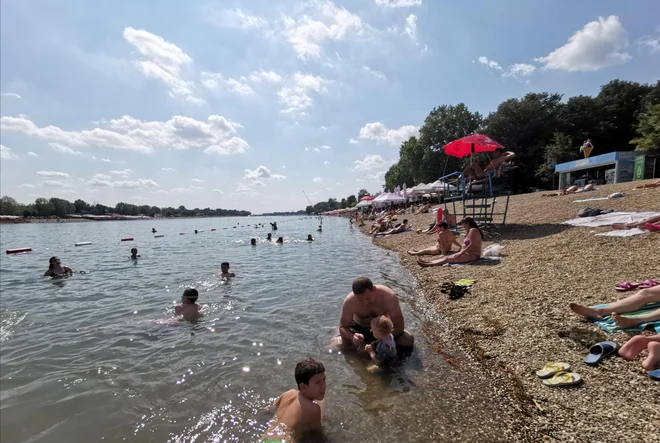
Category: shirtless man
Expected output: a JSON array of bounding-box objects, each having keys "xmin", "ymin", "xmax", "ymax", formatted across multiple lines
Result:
[
  {"xmin": 463, "ymin": 148, "xmax": 515, "ymax": 181},
  {"xmin": 339, "ymin": 277, "xmax": 414, "ymax": 350}
]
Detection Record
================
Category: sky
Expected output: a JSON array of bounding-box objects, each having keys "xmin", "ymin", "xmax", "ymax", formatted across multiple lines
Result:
[{"xmin": 1, "ymin": 0, "xmax": 659, "ymax": 213}]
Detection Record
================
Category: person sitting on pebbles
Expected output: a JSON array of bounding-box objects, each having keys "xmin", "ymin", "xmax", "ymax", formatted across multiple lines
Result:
[
  {"xmin": 408, "ymin": 222, "xmax": 461, "ymax": 256},
  {"xmin": 569, "ymin": 286, "xmax": 660, "ymax": 329},
  {"xmin": 416, "ymin": 218, "xmax": 483, "ymax": 267},
  {"xmin": 375, "ymin": 219, "xmax": 408, "ymax": 237}
]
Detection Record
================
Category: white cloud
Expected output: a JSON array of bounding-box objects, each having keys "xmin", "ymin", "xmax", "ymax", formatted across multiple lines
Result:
[
  {"xmin": 282, "ymin": 1, "xmax": 363, "ymax": 59},
  {"xmin": 321, "ymin": 145, "xmax": 332, "ymax": 150},
  {"xmin": 110, "ymin": 169, "xmax": 134, "ymax": 177},
  {"xmin": 161, "ymin": 167, "xmax": 175, "ymax": 172},
  {"xmin": 37, "ymin": 171, "xmax": 70, "ymax": 178},
  {"xmin": 349, "ymin": 137, "xmax": 359, "ymax": 144},
  {"xmin": 122, "ymin": 27, "xmax": 202, "ymax": 103},
  {"xmin": 214, "ymin": 9, "xmax": 268, "ymax": 29},
  {"xmin": 535, "ymin": 16, "xmax": 631, "ymax": 72},
  {"xmin": 353, "ymin": 154, "xmax": 389, "ymax": 171},
  {"xmin": 282, "ymin": 165, "xmax": 287, "ymax": 169},
  {"xmin": 248, "ymin": 69, "xmax": 282, "ymax": 83},
  {"xmin": 244, "ymin": 166, "xmax": 286, "ymax": 182},
  {"xmin": 278, "ymin": 73, "xmax": 329, "ymax": 113},
  {"xmin": 363, "ymin": 66, "xmax": 387, "ymax": 80},
  {"xmin": 191, "ymin": 178, "xmax": 204, "ymax": 183},
  {"xmin": 324, "ymin": 160, "xmax": 330, "ymax": 165},
  {"xmin": 320, "ymin": 125, "xmax": 329, "ymax": 130},
  {"xmin": 27, "ymin": 151, "xmax": 39, "ymax": 157},
  {"xmin": 374, "ymin": 0, "xmax": 422, "ymax": 7},
  {"xmin": 88, "ymin": 178, "xmax": 159, "ymax": 189},
  {"xmin": 189, "ymin": 185, "xmax": 204, "ymax": 190},
  {"xmin": 478, "ymin": 56, "xmax": 503, "ymax": 71},
  {"xmin": 235, "ymin": 183, "xmax": 256, "ymax": 195},
  {"xmin": 92, "ymin": 173, "xmax": 112, "ymax": 180},
  {"xmin": 41, "ymin": 180, "xmax": 68, "ymax": 187},
  {"xmin": 201, "ymin": 72, "xmax": 255, "ymax": 96},
  {"xmin": 102, "ymin": 158, "xmax": 112, "ymax": 162},
  {"xmin": 49, "ymin": 142, "xmax": 83, "ymax": 155},
  {"xmin": 312, "ymin": 176, "xmax": 324, "ymax": 183},
  {"xmin": 358, "ymin": 122, "xmax": 419, "ymax": 146},
  {"xmin": 0, "ymin": 144, "xmax": 18, "ymax": 160},
  {"xmin": 213, "ymin": 189, "xmax": 224, "ymax": 194},
  {"xmin": 502, "ymin": 63, "xmax": 537, "ymax": 78},
  {"xmin": 1, "ymin": 114, "xmax": 249, "ymax": 155},
  {"xmin": 2, "ymin": 92, "xmax": 22, "ymax": 99},
  {"xmin": 637, "ymin": 33, "xmax": 660, "ymax": 54},
  {"xmin": 19, "ymin": 184, "xmax": 35, "ymax": 188},
  {"xmin": 366, "ymin": 171, "xmax": 386, "ymax": 182},
  {"xmin": 404, "ymin": 14, "xmax": 418, "ymax": 42}
]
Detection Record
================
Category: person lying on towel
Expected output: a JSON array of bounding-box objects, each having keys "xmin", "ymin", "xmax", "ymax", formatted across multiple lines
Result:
[{"xmin": 570, "ymin": 286, "xmax": 660, "ymax": 329}]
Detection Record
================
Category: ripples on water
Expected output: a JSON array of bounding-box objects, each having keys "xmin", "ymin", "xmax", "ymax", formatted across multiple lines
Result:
[{"xmin": 0, "ymin": 217, "xmax": 507, "ymax": 443}]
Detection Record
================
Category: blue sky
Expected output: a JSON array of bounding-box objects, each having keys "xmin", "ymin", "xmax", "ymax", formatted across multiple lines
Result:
[{"xmin": 1, "ymin": 0, "xmax": 659, "ymax": 213}]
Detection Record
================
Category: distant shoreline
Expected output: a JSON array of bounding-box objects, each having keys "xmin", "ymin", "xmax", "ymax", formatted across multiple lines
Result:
[{"xmin": 0, "ymin": 215, "xmax": 258, "ymax": 225}]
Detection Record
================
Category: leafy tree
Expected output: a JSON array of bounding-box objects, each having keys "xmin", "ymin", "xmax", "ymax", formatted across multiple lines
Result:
[
  {"xmin": 535, "ymin": 132, "xmax": 579, "ymax": 186},
  {"xmin": 340, "ymin": 198, "xmax": 347, "ymax": 209},
  {"xmin": 305, "ymin": 205, "xmax": 314, "ymax": 214},
  {"xmin": 74, "ymin": 199, "xmax": 90, "ymax": 214},
  {"xmin": 0, "ymin": 196, "xmax": 20, "ymax": 216},
  {"xmin": 631, "ymin": 103, "xmax": 660, "ymax": 151},
  {"xmin": 49, "ymin": 197, "xmax": 74, "ymax": 218},
  {"xmin": 34, "ymin": 198, "xmax": 55, "ymax": 217},
  {"xmin": 357, "ymin": 189, "xmax": 369, "ymax": 200},
  {"xmin": 346, "ymin": 195, "xmax": 357, "ymax": 207}
]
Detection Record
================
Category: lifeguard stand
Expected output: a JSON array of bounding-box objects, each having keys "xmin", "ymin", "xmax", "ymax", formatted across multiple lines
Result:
[{"xmin": 440, "ymin": 168, "xmax": 513, "ymax": 227}]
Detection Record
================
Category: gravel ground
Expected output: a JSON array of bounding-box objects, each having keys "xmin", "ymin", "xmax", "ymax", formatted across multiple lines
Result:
[{"xmin": 362, "ymin": 179, "xmax": 660, "ymax": 443}]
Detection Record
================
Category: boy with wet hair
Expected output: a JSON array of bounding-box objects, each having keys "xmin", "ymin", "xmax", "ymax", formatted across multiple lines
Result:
[
  {"xmin": 175, "ymin": 288, "xmax": 202, "ymax": 320},
  {"xmin": 130, "ymin": 248, "xmax": 140, "ymax": 260},
  {"xmin": 220, "ymin": 262, "xmax": 236, "ymax": 278},
  {"xmin": 263, "ymin": 358, "xmax": 326, "ymax": 441}
]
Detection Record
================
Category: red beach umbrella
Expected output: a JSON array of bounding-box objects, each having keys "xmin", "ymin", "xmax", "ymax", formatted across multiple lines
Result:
[
  {"xmin": 442, "ymin": 134, "xmax": 504, "ymax": 158},
  {"xmin": 360, "ymin": 195, "xmax": 374, "ymax": 201}
]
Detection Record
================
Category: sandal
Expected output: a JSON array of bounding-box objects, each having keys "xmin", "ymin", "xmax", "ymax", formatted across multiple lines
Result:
[
  {"xmin": 536, "ymin": 362, "xmax": 571, "ymax": 379},
  {"xmin": 615, "ymin": 282, "xmax": 641, "ymax": 292},
  {"xmin": 639, "ymin": 279, "xmax": 660, "ymax": 289},
  {"xmin": 541, "ymin": 371, "xmax": 583, "ymax": 387},
  {"xmin": 584, "ymin": 341, "xmax": 619, "ymax": 365}
]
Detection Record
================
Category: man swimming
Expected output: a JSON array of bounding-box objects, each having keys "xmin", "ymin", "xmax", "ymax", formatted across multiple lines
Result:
[{"xmin": 338, "ymin": 277, "xmax": 414, "ymax": 350}]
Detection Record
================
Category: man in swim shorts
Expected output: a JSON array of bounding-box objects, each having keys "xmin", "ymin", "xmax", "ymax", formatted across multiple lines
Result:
[{"xmin": 339, "ymin": 277, "xmax": 414, "ymax": 350}]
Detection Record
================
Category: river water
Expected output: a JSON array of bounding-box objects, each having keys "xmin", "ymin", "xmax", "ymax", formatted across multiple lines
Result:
[{"xmin": 0, "ymin": 217, "xmax": 509, "ymax": 443}]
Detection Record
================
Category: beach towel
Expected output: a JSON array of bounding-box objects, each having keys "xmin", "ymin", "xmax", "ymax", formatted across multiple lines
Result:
[
  {"xmin": 374, "ymin": 228, "xmax": 413, "ymax": 238},
  {"xmin": 596, "ymin": 228, "xmax": 648, "ymax": 238},
  {"xmin": 590, "ymin": 302, "xmax": 660, "ymax": 334},
  {"xmin": 443, "ymin": 256, "xmax": 501, "ymax": 267},
  {"xmin": 563, "ymin": 212, "xmax": 660, "ymax": 228},
  {"xmin": 573, "ymin": 197, "xmax": 610, "ymax": 203}
]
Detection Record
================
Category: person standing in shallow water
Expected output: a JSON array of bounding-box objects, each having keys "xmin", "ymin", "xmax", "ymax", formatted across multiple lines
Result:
[
  {"xmin": 338, "ymin": 277, "xmax": 414, "ymax": 350},
  {"xmin": 44, "ymin": 257, "xmax": 73, "ymax": 277}
]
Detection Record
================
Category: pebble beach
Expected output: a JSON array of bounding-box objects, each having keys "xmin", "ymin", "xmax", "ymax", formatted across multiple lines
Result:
[{"xmin": 363, "ymin": 179, "xmax": 660, "ymax": 443}]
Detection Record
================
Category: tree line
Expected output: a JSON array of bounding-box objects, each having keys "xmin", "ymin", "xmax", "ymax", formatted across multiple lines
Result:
[
  {"xmin": 0, "ymin": 196, "xmax": 251, "ymax": 218},
  {"xmin": 383, "ymin": 79, "xmax": 660, "ymax": 191},
  {"xmin": 304, "ymin": 189, "xmax": 370, "ymax": 213}
]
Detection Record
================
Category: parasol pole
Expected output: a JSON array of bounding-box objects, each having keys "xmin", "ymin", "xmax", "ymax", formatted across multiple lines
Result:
[{"xmin": 442, "ymin": 153, "xmax": 449, "ymax": 178}]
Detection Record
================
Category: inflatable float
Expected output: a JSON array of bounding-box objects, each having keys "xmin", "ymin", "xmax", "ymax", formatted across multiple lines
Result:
[
  {"xmin": 6, "ymin": 247, "xmax": 32, "ymax": 254},
  {"xmin": 75, "ymin": 242, "xmax": 92, "ymax": 247},
  {"xmin": 121, "ymin": 237, "xmax": 134, "ymax": 242}
]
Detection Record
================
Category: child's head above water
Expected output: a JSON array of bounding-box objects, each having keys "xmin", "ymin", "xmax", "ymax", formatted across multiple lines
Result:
[
  {"xmin": 370, "ymin": 315, "xmax": 393, "ymax": 339},
  {"xmin": 131, "ymin": 247, "xmax": 138, "ymax": 255},
  {"xmin": 182, "ymin": 288, "xmax": 199, "ymax": 304},
  {"xmin": 221, "ymin": 262, "xmax": 230, "ymax": 272},
  {"xmin": 295, "ymin": 358, "xmax": 326, "ymax": 401}
]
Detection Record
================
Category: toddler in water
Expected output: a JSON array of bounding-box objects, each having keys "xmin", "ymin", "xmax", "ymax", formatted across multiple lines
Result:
[
  {"xmin": 365, "ymin": 315, "xmax": 397, "ymax": 370},
  {"xmin": 175, "ymin": 288, "xmax": 202, "ymax": 321},
  {"xmin": 263, "ymin": 358, "xmax": 325, "ymax": 442}
]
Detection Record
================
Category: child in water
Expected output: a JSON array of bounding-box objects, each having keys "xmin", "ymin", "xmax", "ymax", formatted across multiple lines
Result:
[
  {"xmin": 175, "ymin": 288, "xmax": 202, "ymax": 320},
  {"xmin": 276, "ymin": 237, "xmax": 283, "ymax": 244},
  {"xmin": 130, "ymin": 248, "xmax": 140, "ymax": 259},
  {"xmin": 263, "ymin": 358, "xmax": 325, "ymax": 442},
  {"xmin": 365, "ymin": 315, "xmax": 397, "ymax": 370},
  {"xmin": 220, "ymin": 262, "xmax": 236, "ymax": 278},
  {"xmin": 251, "ymin": 238, "xmax": 257, "ymax": 246},
  {"xmin": 306, "ymin": 235, "xmax": 313, "ymax": 242}
]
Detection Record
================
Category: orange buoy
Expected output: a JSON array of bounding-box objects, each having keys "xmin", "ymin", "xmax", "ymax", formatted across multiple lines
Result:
[{"xmin": 6, "ymin": 247, "xmax": 32, "ymax": 254}]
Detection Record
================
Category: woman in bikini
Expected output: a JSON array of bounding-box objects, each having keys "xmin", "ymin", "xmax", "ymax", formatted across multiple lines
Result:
[
  {"xmin": 44, "ymin": 256, "xmax": 73, "ymax": 277},
  {"xmin": 417, "ymin": 218, "xmax": 483, "ymax": 267},
  {"xmin": 408, "ymin": 222, "xmax": 461, "ymax": 256}
]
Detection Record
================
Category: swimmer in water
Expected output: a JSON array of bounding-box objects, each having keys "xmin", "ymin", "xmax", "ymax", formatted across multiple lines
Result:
[
  {"xmin": 317, "ymin": 225, "xmax": 322, "ymax": 232},
  {"xmin": 152, "ymin": 228, "xmax": 157, "ymax": 233},
  {"xmin": 364, "ymin": 315, "xmax": 397, "ymax": 371},
  {"xmin": 195, "ymin": 229, "xmax": 198, "ymax": 234},
  {"xmin": 175, "ymin": 288, "xmax": 202, "ymax": 321},
  {"xmin": 220, "ymin": 262, "xmax": 236, "ymax": 278},
  {"xmin": 276, "ymin": 237, "xmax": 283, "ymax": 244},
  {"xmin": 251, "ymin": 238, "xmax": 257, "ymax": 246},
  {"xmin": 44, "ymin": 256, "xmax": 73, "ymax": 277},
  {"xmin": 267, "ymin": 233, "xmax": 273, "ymax": 241},
  {"xmin": 263, "ymin": 358, "xmax": 325, "ymax": 442},
  {"xmin": 306, "ymin": 235, "xmax": 313, "ymax": 242},
  {"xmin": 130, "ymin": 247, "xmax": 140, "ymax": 260}
]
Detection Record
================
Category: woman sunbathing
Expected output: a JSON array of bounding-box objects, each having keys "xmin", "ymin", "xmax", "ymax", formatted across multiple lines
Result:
[
  {"xmin": 611, "ymin": 214, "xmax": 660, "ymax": 230},
  {"xmin": 417, "ymin": 218, "xmax": 483, "ymax": 267},
  {"xmin": 634, "ymin": 179, "xmax": 660, "ymax": 190},
  {"xmin": 569, "ymin": 286, "xmax": 660, "ymax": 329},
  {"xmin": 376, "ymin": 220, "xmax": 408, "ymax": 237},
  {"xmin": 408, "ymin": 222, "xmax": 461, "ymax": 256},
  {"xmin": 542, "ymin": 183, "xmax": 594, "ymax": 197}
]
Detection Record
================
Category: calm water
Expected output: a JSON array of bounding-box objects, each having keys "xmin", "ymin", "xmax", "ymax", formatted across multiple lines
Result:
[{"xmin": 1, "ymin": 217, "xmax": 508, "ymax": 443}]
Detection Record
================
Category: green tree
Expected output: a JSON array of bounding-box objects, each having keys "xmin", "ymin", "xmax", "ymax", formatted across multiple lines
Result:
[
  {"xmin": 0, "ymin": 196, "xmax": 20, "ymax": 216},
  {"xmin": 631, "ymin": 103, "xmax": 660, "ymax": 151},
  {"xmin": 340, "ymin": 198, "xmax": 347, "ymax": 209},
  {"xmin": 535, "ymin": 132, "xmax": 579, "ymax": 186},
  {"xmin": 34, "ymin": 198, "xmax": 55, "ymax": 217},
  {"xmin": 357, "ymin": 189, "xmax": 369, "ymax": 200},
  {"xmin": 305, "ymin": 205, "xmax": 314, "ymax": 214},
  {"xmin": 74, "ymin": 199, "xmax": 90, "ymax": 214},
  {"xmin": 346, "ymin": 195, "xmax": 357, "ymax": 207},
  {"xmin": 49, "ymin": 197, "xmax": 74, "ymax": 218}
]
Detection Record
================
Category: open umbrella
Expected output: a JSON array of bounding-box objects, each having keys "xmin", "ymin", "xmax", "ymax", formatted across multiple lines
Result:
[
  {"xmin": 442, "ymin": 134, "xmax": 504, "ymax": 158},
  {"xmin": 360, "ymin": 195, "xmax": 374, "ymax": 201}
]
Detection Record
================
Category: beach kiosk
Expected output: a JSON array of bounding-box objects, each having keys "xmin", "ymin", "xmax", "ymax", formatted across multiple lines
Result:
[{"xmin": 554, "ymin": 151, "xmax": 647, "ymax": 190}]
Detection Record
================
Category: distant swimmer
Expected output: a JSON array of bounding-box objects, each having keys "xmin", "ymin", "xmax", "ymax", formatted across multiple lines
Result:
[
  {"xmin": 267, "ymin": 233, "xmax": 273, "ymax": 241},
  {"xmin": 195, "ymin": 229, "xmax": 198, "ymax": 234},
  {"xmin": 44, "ymin": 256, "xmax": 73, "ymax": 277},
  {"xmin": 152, "ymin": 228, "xmax": 157, "ymax": 233},
  {"xmin": 317, "ymin": 225, "xmax": 322, "ymax": 232},
  {"xmin": 263, "ymin": 358, "xmax": 325, "ymax": 442},
  {"xmin": 175, "ymin": 288, "xmax": 202, "ymax": 321},
  {"xmin": 220, "ymin": 262, "xmax": 236, "ymax": 278},
  {"xmin": 130, "ymin": 247, "xmax": 140, "ymax": 260},
  {"xmin": 251, "ymin": 238, "xmax": 257, "ymax": 246},
  {"xmin": 276, "ymin": 237, "xmax": 284, "ymax": 244},
  {"xmin": 271, "ymin": 222, "xmax": 278, "ymax": 230},
  {"xmin": 306, "ymin": 235, "xmax": 314, "ymax": 242}
]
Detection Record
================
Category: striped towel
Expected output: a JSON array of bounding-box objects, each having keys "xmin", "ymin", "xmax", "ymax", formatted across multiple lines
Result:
[{"xmin": 590, "ymin": 302, "xmax": 660, "ymax": 333}]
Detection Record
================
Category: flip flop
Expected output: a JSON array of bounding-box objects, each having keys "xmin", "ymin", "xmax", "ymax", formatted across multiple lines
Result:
[
  {"xmin": 541, "ymin": 371, "xmax": 582, "ymax": 387},
  {"xmin": 536, "ymin": 362, "xmax": 571, "ymax": 379},
  {"xmin": 455, "ymin": 279, "xmax": 476, "ymax": 287},
  {"xmin": 649, "ymin": 369, "xmax": 660, "ymax": 381},
  {"xmin": 639, "ymin": 279, "xmax": 660, "ymax": 289},
  {"xmin": 615, "ymin": 282, "xmax": 641, "ymax": 292},
  {"xmin": 584, "ymin": 341, "xmax": 619, "ymax": 365},
  {"xmin": 644, "ymin": 223, "xmax": 660, "ymax": 232}
]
